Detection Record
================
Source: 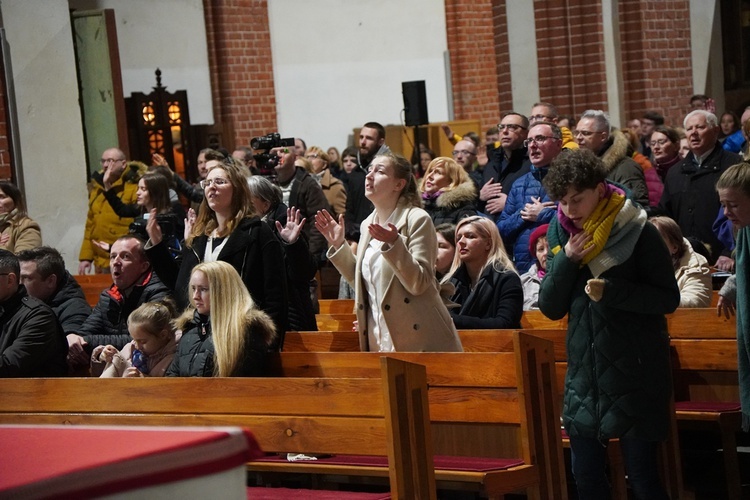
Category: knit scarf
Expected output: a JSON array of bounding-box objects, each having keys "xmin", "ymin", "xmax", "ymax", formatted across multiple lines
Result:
[{"xmin": 550, "ymin": 183, "xmax": 646, "ymax": 277}]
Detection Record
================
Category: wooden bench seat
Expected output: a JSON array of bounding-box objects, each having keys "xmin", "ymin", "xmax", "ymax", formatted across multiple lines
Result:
[
  {"xmin": 264, "ymin": 332, "xmax": 567, "ymax": 499},
  {"xmin": 0, "ymin": 358, "xmax": 435, "ymax": 499}
]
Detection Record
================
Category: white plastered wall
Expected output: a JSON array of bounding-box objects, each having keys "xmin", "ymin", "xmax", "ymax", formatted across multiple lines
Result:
[
  {"xmin": 0, "ymin": 0, "xmax": 89, "ymax": 271},
  {"xmin": 267, "ymin": 0, "xmax": 450, "ymax": 148}
]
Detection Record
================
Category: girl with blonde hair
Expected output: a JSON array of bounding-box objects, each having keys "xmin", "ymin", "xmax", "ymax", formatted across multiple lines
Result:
[
  {"xmin": 315, "ymin": 152, "xmax": 462, "ymax": 352},
  {"xmin": 419, "ymin": 157, "xmax": 477, "ymax": 225},
  {"xmin": 167, "ymin": 261, "xmax": 276, "ymax": 377},
  {"xmin": 444, "ymin": 216, "xmax": 523, "ymax": 328}
]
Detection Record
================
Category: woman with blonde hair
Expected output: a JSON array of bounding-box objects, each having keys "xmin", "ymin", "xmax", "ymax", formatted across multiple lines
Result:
[
  {"xmin": 146, "ymin": 157, "xmax": 287, "ymax": 347},
  {"xmin": 315, "ymin": 152, "xmax": 462, "ymax": 352},
  {"xmin": 419, "ymin": 157, "xmax": 477, "ymax": 225},
  {"xmin": 444, "ymin": 216, "xmax": 523, "ymax": 328},
  {"xmin": 650, "ymin": 216, "xmax": 712, "ymax": 308},
  {"xmin": 305, "ymin": 146, "xmax": 347, "ymax": 218},
  {"xmin": 167, "ymin": 261, "xmax": 276, "ymax": 377}
]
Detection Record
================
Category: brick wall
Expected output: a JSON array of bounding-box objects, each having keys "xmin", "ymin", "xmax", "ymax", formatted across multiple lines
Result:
[
  {"xmin": 0, "ymin": 57, "xmax": 12, "ymax": 181},
  {"xmin": 203, "ymin": 0, "xmax": 278, "ymax": 148},
  {"xmin": 490, "ymin": 3, "xmax": 513, "ymax": 116},
  {"xmin": 534, "ymin": 0, "xmax": 608, "ymax": 121},
  {"xmin": 445, "ymin": 0, "xmax": 503, "ymax": 134},
  {"xmin": 619, "ymin": 0, "xmax": 693, "ymax": 128}
]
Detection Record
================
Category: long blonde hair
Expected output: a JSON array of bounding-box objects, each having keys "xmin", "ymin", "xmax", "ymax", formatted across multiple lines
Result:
[
  {"xmin": 178, "ymin": 261, "xmax": 275, "ymax": 376},
  {"xmin": 375, "ymin": 152, "xmax": 422, "ymax": 208},
  {"xmin": 443, "ymin": 216, "xmax": 516, "ymax": 283},
  {"xmin": 188, "ymin": 160, "xmax": 255, "ymax": 247},
  {"xmin": 420, "ymin": 157, "xmax": 469, "ymax": 193}
]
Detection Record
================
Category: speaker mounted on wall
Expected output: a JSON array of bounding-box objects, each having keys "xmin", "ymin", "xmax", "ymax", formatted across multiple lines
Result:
[{"xmin": 402, "ymin": 80, "xmax": 428, "ymax": 127}]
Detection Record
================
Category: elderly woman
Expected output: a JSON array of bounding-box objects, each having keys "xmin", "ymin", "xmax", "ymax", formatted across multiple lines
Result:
[
  {"xmin": 305, "ymin": 146, "xmax": 347, "ymax": 218},
  {"xmin": 0, "ymin": 182, "xmax": 41, "ymax": 253},
  {"xmin": 650, "ymin": 216, "xmax": 712, "ymax": 307},
  {"xmin": 419, "ymin": 157, "xmax": 477, "ymax": 226}
]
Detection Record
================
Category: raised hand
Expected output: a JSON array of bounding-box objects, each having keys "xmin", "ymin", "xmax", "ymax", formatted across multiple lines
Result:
[
  {"xmin": 314, "ymin": 209, "xmax": 345, "ymax": 249},
  {"xmin": 152, "ymin": 153, "xmax": 169, "ymax": 168},
  {"xmin": 145, "ymin": 209, "xmax": 162, "ymax": 245},
  {"xmin": 564, "ymin": 231, "xmax": 595, "ymax": 263},
  {"xmin": 184, "ymin": 208, "xmax": 196, "ymax": 241},
  {"xmin": 276, "ymin": 206, "xmax": 306, "ymax": 244},
  {"xmin": 369, "ymin": 222, "xmax": 399, "ymax": 245}
]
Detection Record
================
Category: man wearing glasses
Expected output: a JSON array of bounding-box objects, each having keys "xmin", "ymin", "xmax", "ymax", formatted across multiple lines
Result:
[
  {"xmin": 497, "ymin": 122, "xmax": 561, "ymax": 272},
  {"xmin": 529, "ymin": 102, "xmax": 578, "ymax": 150},
  {"xmin": 78, "ymin": 148, "xmax": 145, "ymax": 275},
  {"xmin": 480, "ymin": 112, "xmax": 531, "ymax": 222},
  {"xmin": 575, "ymin": 110, "xmax": 649, "ymax": 208}
]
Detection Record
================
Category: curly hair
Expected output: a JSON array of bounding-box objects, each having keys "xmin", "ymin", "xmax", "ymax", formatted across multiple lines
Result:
[{"xmin": 543, "ymin": 149, "xmax": 607, "ymax": 201}]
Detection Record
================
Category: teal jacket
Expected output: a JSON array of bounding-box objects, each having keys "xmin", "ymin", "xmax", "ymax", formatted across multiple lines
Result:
[{"xmin": 539, "ymin": 218, "xmax": 680, "ymax": 441}]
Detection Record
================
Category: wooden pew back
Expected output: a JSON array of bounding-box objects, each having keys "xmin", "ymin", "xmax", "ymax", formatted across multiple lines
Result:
[
  {"xmin": 270, "ymin": 332, "xmax": 566, "ymax": 499},
  {"xmin": 0, "ymin": 358, "xmax": 436, "ymax": 499},
  {"xmin": 72, "ymin": 274, "xmax": 111, "ymax": 307}
]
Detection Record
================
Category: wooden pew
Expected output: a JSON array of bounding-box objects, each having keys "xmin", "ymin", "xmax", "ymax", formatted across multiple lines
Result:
[
  {"xmin": 265, "ymin": 332, "xmax": 567, "ymax": 499},
  {"xmin": 666, "ymin": 308, "xmax": 741, "ymax": 499},
  {"xmin": 316, "ymin": 314, "xmax": 356, "ymax": 332},
  {"xmin": 72, "ymin": 273, "xmax": 111, "ymax": 307},
  {"xmin": 318, "ymin": 299, "xmax": 355, "ymax": 314},
  {"xmin": 0, "ymin": 358, "xmax": 435, "ymax": 500}
]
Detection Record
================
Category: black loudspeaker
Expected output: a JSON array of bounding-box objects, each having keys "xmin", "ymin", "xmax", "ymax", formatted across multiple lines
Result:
[{"xmin": 402, "ymin": 80, "xmax": 428, "ymax": 126}]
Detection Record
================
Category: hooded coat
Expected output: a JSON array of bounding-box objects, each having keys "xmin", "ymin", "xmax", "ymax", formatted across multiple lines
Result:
[
  {"xmin": 421, "ymin": 179, "xmax": 477, "ymax": 226},
  {"xmin": 599, "ymin": 130, "xmax": 650, "ymax": 208}
]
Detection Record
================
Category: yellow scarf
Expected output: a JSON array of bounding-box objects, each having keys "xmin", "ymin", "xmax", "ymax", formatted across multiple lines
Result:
[{"xmin": 580, "ymin": 189, "xmax": 626, "ymax": 265}]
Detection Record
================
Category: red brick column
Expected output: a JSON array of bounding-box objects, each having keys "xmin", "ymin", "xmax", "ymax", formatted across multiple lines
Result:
[
  {"xmin": 534, "ymin": 0, "xmax": 608, "ymax": 120},
  {"xmin": 203, "ymin": 0, "xmax": 278, "ymax": 146},
  {"xmin": 445, "ymin": 0, "xmax": 503, "ymax": 132},
  {"xmin": 619, "ymin": 0, "xmax": 693, "ymax": 127}
]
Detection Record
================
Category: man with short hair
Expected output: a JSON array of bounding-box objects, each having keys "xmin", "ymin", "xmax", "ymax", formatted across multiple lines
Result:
[
  {"xmin": 18, "ymin": 246, "xmax": 91, "ymax": 338},
  {"xmin": 452, "ymin": 139, "xmax": 482, "ymax": 189},
  {"xmin": 529, "ymin": 102, "xmax": 578, "ymax": 149},
  {"xmin": 575, "ymin": 110, "xmax": 649, "ymax": 207},
  {"xmin": 357, "ymin": 122, "xmax": 390, "ymax": 169},
  {"xmin": 640, "ymin": 110, "xmax": 665, "ymax": 157},
  {"xmin": 659, "ymin": 110, "xmax": 742, "ymax": 266},
  {"xmin": 79, "ymin": 147, "xmax": 144, "ymax": 275},
  {"xmin": 0, "ymin": 249, "xmax": 67, "ymax": 377},
  {"xmin": 497, "ymin": 122, "xmax": 561, "ymax": 272},
  {"xmin": 294, "ymin": 138, "xmax": 307, "ymax": 157},
  {"xmin": 480, "ymin": 112, "xmax": 531, "ymax": 222},
  {"xmin": 232, "ymin": 146, "xmax": 258, "ymax": 175},
  {"xmin": 71, "ymin": 236, "xmax": 171, "ymax": 364}
]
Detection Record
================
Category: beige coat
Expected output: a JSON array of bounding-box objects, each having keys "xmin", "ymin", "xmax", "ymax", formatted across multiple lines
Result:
[
  {"xmin": 675, "ymin": 237, "xmax": 712, "ymax": 308},
  {"xmin": 0, "ymin": 211, "xmax": 41, "ymax": 253},
  {"xmin": 328, "ymin": 201, "xmax": 462, "ymax": 352}
]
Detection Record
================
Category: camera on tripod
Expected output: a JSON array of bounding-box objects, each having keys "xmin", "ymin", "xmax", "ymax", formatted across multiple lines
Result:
[{"xmin": 251, "ymin": 133, "xmax": 295, "ymax": 178}]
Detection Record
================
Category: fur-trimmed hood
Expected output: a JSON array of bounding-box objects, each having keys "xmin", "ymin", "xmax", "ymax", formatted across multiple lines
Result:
[
  {"xmin": 600, "ymin": 129, "xmax": 631, "ymax": 173},
  {"xmin": 436, "ymin": 179, "xmax": 477, "ymax": 210},
  {"xmin": 248, "ymin": 307, "xmax": 278, "ymax": 347}
]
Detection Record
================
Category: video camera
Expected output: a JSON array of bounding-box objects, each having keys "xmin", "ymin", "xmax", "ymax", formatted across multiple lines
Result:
[{"xmin": 251, "ymin": 133, "xmax": 295, "ymax": 178}]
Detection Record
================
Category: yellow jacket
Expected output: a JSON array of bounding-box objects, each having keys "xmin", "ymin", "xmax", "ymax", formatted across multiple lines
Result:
[
  {"xmin": 0, "ymin": 210, "xmax": 41, "ymax": 253},
  {"xmin": 79, "ymin": 163, "xmax": 145, "ymax": 268}
]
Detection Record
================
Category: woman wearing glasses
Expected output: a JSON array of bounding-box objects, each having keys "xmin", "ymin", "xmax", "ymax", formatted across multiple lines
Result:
[
  {"xmin": 315, "ymin": 152, "xmax": 462, "ymax": 352},
  {"xmin": 145, "ymin": 158, "xmax": 288, "ymax": 349},
  {"xmin": 649, "ymin": 126, "xmax": 682, "ymax": 181}
]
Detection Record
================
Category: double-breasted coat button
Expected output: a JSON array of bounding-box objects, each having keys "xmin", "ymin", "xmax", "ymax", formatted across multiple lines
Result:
[
  {"xmin": 384, "ymin": 304, "xmax": 390, "ymax": 311},
  {"xmin": 404, "ymin": 297, "xmax": 410, "ymax": 304},
  {"xmin": 358, "ymin": 303, "xmax": 364, "ymax": 310},
  {"xmin": 413, "ymin": 324, "xmax": 420, "ymax": 330}
]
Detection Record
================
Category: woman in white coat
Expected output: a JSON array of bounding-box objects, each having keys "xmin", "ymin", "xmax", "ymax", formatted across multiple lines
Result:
[{"xmin": 315, "ymin": 153, "xmax": 462, "ymax": 352}]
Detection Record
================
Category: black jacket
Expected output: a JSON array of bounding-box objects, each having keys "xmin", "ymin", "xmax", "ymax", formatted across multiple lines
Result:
[
  {"xmin": 166, "ymin": 310, "xmax": 274, "ymax": 377},
  {"xmin": 422, "ymin": 180, "xmax": 477, "ymax": 226},
  {"xmin": 286, "ymin": 167, "xmax": 331, "ymax": 259},
  {"xmin": 146, "ymin": 217, "xmax": 288, "ymax": 343},
  {"xmin": 481, "ymin": 146, "xmax": 531, "ymax": 221},
  {"xmin": 48, "ymin": 271, "xmax": 91, "ymax": 335},
  {"xmin": 658, "ymin": 144, "xmax": 742, "ymax": 263},
  {"xmin": 341, "ymin": 167, "xmax": 373, "ymax": 240},
  {"xmin": 449, "ymin": 264, "xmax": 523, "ymax": 329},
  {"xmin": 0, "ymin": 286, "xmax": 67, "ymax": 377},
  {"xmin": 265, "ymin": 203, "xmax": 317, "ymax": 332},
  {"xmin": 77, "ymin": 271, "xmax": 172, "ymax": 351}
]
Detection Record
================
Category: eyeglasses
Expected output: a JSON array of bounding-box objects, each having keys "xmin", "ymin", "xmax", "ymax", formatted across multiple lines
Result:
[
  {"xmin": 305, "ymin": 154, "xmax": 319, "ymax": 159},
  {"xmin": 497, "ymin": 123, "xmax": 527, "ymax": 132},
  {"xmin": 649, "ymin": 138, "xmax": 671, "ymax": 148},
  {"xmin": 524, "ymin": 136, "xmax": 557, "ymax": 147},
  {"xmin": 452, "ymin": 149, "xmax": 476, "ymax": 157},
  {"xmin": 100, "ymin": 158, "xmax": 124, "ymax": 165},
  {"xmin": 529, "ymin": 114, "xmax": 554, "ymax": 122},
  {"xmin": 200, "ymin": 178, "xmax": 230, "ymax": 189},
  {"xmin": 575, "ymin": 130, "xmax": 601, "ymax": 138}
]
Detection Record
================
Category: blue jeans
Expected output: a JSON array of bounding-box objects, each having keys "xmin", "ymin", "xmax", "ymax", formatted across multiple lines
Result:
[{"xmin": 569, "ymin": 435, "xmax": 669, "ymax": 500}]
